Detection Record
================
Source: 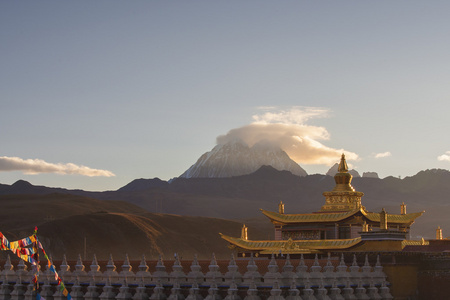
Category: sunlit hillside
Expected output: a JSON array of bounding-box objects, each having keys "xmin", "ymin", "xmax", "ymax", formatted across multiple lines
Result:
[{"xmin": 0, "ymin": 194, "xmax": 269, "ymax": 260}]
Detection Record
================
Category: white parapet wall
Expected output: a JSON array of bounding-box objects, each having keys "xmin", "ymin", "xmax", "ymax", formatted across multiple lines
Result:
[{"xmin": 0, "ymin": 253, "xmax": 393, "ymax": 300}]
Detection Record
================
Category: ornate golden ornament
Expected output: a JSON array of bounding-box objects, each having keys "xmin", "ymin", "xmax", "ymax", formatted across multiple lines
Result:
[{"xmin": 282, "ymin": 238, "xmax": 299, "ymax": 250}]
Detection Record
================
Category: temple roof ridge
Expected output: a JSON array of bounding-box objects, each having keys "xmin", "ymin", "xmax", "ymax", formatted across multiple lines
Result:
[
  {"xmin": 260, "ymin": 207, "xmax": 423, "ymax": 225},
  {"xmin": 220, "ymin": 233, "xmax": 362, "ymax": 253}
]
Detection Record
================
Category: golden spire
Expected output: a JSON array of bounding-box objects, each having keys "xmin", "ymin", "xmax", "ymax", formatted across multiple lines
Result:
[
  {"xmin": 332, "ymin": 153, "xmax": 355, "ymax": 192},
  {"xmin": 321, "ymin": 154, "xmax": 364, "ymax": 212},
  {"xmin": 338, "ymin": 153, "xmax": 348, "ymax": 172},
  {"xmin": 278, "ymin": 201, "xmax": 285, "ymax": 214}
]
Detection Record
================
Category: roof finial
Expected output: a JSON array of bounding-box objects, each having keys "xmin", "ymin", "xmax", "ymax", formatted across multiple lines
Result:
[
  {"xmin": 241, "ymin": 224, "xmax": 248, "ymax": 240},
  {"xmin": 401, "ymin": 202, "xmax": 407, "ymax": 215},
  {"xmin": 436, "ymin": 226, "xmax": 443, "ymax": 240},
  {"xmin": 380, "ymin": 208, "xmax": 388, "ymax": 230}
]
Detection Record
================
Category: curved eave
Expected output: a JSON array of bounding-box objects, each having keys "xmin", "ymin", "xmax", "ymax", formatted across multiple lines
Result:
[
  {"xmin": 402, "ymin": 239, "xmax": 429, "ymax": 247},
  {"xmin": 363, "ymin": 211, "xmax": 425, "ymax": 225},
  {"xmin": 260, "ymin": 209, "xmax": 360, "ymax": 224},
  {"xmin": 219, "ymin": 233, "xmax": 362, "ymax": 252},
  {"xmin": 261, "ymin": 208, "xmax": 424, "ymax": 225}
]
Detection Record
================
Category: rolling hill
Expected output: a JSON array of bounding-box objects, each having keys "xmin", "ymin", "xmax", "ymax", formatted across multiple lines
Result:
[{"xmin": 0, "ymin": 193, "xmax": 268, "ymax": 260}]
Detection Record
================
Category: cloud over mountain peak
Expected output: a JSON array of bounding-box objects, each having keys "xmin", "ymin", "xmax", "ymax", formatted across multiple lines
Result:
[{"xmin": 217, "ymin": 106, "xmax": 358, "ymax": 166}]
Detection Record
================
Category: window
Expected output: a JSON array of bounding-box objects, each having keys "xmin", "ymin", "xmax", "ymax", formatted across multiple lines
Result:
[{"xmin": 339, "ymin": 226, "xmax": 351, "ymax": 239}]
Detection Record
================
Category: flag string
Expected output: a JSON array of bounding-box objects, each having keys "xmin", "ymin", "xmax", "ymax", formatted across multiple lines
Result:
[{"xmin": 0, "ymin": 228, "xmax": 71, "ymax": 300}]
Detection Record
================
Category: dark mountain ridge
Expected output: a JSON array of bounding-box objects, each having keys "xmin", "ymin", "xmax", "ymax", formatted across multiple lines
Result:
[
  {"xmin": 2, "ymin": 167, "xmax": 449, "ymax": 211},
  {"xmin": 1, "ymin": 167, "xmax": 450, "ymax": 239}
]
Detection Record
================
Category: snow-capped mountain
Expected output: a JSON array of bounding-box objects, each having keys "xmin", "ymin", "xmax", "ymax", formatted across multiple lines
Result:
[{"xmin": 179, "ymin": 139, "xmax": 308, "ymax": 178}]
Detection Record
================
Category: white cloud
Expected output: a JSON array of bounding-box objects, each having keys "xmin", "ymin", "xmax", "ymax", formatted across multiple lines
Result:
[
  {"xmin": 438, "ymin": 151, "xmax": 450, "ymax": 162},
  {"xmin": 252, "ymin": 106, "xmax": 329, "ymax": 125},
  {"xmin": 0, "ymin": 156, "xmax": 115, "ymax": 177},
  {"xmin": 375, "ymin": 151, "xmax": 392, "ymax": 159},
  {"xmin": 217, "ymin": 107, "xmax": 358, "ymax": 165}
]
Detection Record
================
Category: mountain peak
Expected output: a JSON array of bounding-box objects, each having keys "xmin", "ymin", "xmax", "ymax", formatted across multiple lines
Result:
[
  {"xmin": 180, "ymin": 141, "xmax": 307, "ymax": 178},
  {"xmin": 416, "ymin": 168, "xmax": 450, "ymax": 176},
  {"xmin": 118, "ymin": 178, "xmax": 169, "ymax": 192},
  {"xmin": 362, "ymin": 172, "xmax": 379, "ymax": 179},
  {"xmin": 250, "ymin": 165, "xmax": 299, "ymax": 179},
  {"xmin": 11, "ymin": 180, "xmax": 33, "ymax": 188}
]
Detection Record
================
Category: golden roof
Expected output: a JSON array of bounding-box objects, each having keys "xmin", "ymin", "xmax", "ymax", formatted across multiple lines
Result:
[
  {"xmin": 348, "ymin": 239, "xmax": 429, "ymax": 252},
  {"xmin": 220, "ymin": 233, "xmax": 362, "ymax": 254},
  {"xmin": 261, "ymin": 209, "xmax": 358, "ymax": 223},
  {"xmin": 261, "ymin": 208, "xmax": 424, "ymax": 225},
  {"xmin": 402, "ymin": 239, "xmax": 429, "ymax": 247},
  {"xmin": 365, "ymin": 211, "xmax": 424, "ymax": 224}
]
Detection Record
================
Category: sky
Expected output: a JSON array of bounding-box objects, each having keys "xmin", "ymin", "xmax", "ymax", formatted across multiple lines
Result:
[{"xmin": 1, "ymin": 1, "xmax": 450, "ymax": 191}]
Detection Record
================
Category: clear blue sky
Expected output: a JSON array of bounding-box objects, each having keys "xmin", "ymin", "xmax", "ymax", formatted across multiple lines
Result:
[{"xmin": 1, "ymin": 1, "xmax": 450, "ymax": 191}]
